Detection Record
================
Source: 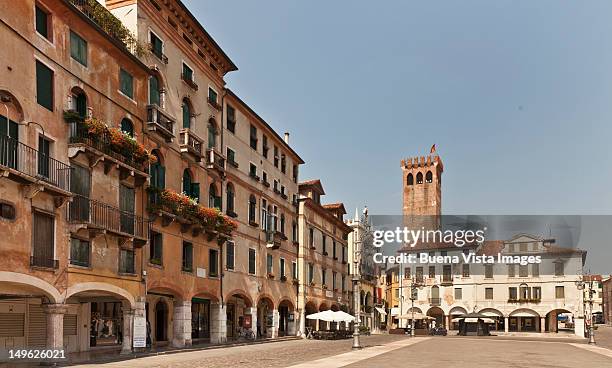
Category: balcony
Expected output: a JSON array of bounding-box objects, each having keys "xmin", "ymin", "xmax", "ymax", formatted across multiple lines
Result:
[
  {"xmin": 266, "ymin": 231, "xmax": 283, "ymax": 249},
  {"xmin": 181, "ymin": 74, "xmax": 198, "ymax": 90},
  {"xmin": 67, "ymin": 194, "xmax": 150, "ymax": 246},
  {"xmin": 205, "ymin": 148, "xmax": 225, "ymax": 176},
  {"xmin": 429, "ymin": 297, "xmax": 441, "ymax": 306},
  {"xmin": 179, "ymin": 129, "xmax": 204, "ymax": 162},
  {"xmin": 441, "ymin": 275, "xmax": 453, "ymax": 286},
  {"xmin": 147, "ymin": 105, "xmax": 175, "ymax": 142},
  {"xmin": 68, "ymin": 123, "xmax": 148, "ymax": 184},
  {"xmin": 0, "ymin": 134, "xmax": 72, "ymax": 204}
]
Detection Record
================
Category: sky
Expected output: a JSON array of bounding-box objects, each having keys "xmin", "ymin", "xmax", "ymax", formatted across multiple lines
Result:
[{"xmin": 184, "ymin": 0, "xmax": 612, "ymax": 219}]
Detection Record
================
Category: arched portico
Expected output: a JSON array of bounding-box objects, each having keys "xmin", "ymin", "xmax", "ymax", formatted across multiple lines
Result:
[
  {"xmin": 546, "ymin": 308, "xmax": 574, "ymax": 333},
  {"xmin": 225, "ymin": 291, "xmax": 253, "ymax": 340},
  {"xmin": 0, "ymin": 271, "xmax": 61, "ymax": 303},
  {"xmin": 278, "ymin": 299, "xmax": 296, "ymax": 336},
  {"xmin": 256, "ymin": 295, "xmax": 275, "ymax": 338},
  {"xmin": 509, "ymin": 308, "xmax": 540, "ymax": 332}
]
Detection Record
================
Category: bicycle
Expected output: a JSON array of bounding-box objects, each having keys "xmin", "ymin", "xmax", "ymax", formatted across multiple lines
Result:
[{"xmin": 237, "ymin": 327, "xmax": 255, "ymax": 340}]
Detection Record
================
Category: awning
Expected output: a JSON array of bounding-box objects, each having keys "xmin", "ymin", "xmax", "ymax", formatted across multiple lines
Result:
[{"xmin": 375, "ymin": 307, "xmax": 387, "ymax": 315}]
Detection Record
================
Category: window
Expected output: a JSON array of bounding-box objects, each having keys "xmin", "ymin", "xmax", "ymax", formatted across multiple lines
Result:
[
  {"xmin": 321, "ymin": 269, "xmax": 327, "ymax": 287},
  {"xmin": 292, "ymin": 261, "xmax": 297, "ymax": 279},
  {"xmin": 308, "ymin": 263, "xmax": 314, "ymax": 283},
  {"xmin": 226, "ymin": 105, "xmax": 236, "ymax": 133},
  {"xmin": 249, "ymin": 163, "xmax": 257, "ymax": 177},
  {"xmin": 208, "ymin": 120, "xmax": 216, "ymax": 149},
  {"xmin": 322, "ymin": 235, "xmax": 327, "ymax": 254},
  {"xmin": 485, "ymin": 264, "xmax": 493, "ymax": 279},
  {"xmin": 443, "ymin": 265, "xmax": 452, "ymax": 282},
  {"xmin": 416, "ymin": 172, "xmax": 423, "ymax": 184},
  {"xmin": 407, "ymin": 173, "xmax": 414, "ymax": 186},
  {"xmin": 182, "ymin": 63, "xmax": 193, "ymax": 82},
  {"xmin": 209, "ymin": 249, "xmax": 218, "ymax": 277},
  {"xmin": 70, "ymin": 237, "xmax": 90, "ymax": 267},
  {"xmin": 261, "ymin": 199, "xmax": 268, "ymax": 231},
  {"xmin": 182, "ymin": 241, "xmax": 193, "ymax": 272},
  {"xmin": 462, "ymin": 264, "xmax": 470, "ymax": 277},
  {"xmin": 120, "ymin": 118, "xmax": 134, "ymax": 137},
  {"xmin": 485, "ymin": 288, "xmax": 493, "ymax": 300},
  {"xmin": 532, "ymin": 286, "xmax": 541, "ymax": 300},
  {"xmin": 250, "ymin": 124, "xmax": 257, "ymax": 150},
  {"xmin": 341, "ymin": 274, "xmax": 346, "ymax": 292},
  {"xmin": 332, "ymin": 241, "xmax": 337, "ymax": 259},
  {"xmin": 281, "ymin": 154, "xmax": 286, "ymax": 174},
  {"xmin": 280, "ymin": 214, "xmax": 285, "ymax": 234},
  {"xmin": 428, "ymin": 266, "xmax": 435, "ymax": 278},
  {"xmin": 70, "ymin": 31, "xmax": 87, "ymax": 66},
  {"xmin": 0, "ymin": 202, "xmax": 16, "ymax": 220},
  {"xmin": 309, "ymin": 227, "xmax": 314, "ymax": 248},
  {"xmin": 226, "ymin": 241, "xmax": 235, "ymax": 270},
  {"xmin": 119, "ymin": 249, "xmax": 135, "ymax": 274},
  {"xmin": 555, "ymin": 286, "xmax": 565, "ymax": 299},
  {"xmin": 455, "ymin": 288, "xmax": 462, "ymax": 300},
  {"xmin": 280, "ymin": 258, "xmax": 286, "ymax": 278},
  {"xmin": 293, "ymin": 165, "xmax": 298, "ymax": 183},
  {"xmin": 342, "ymin": 246, "xmax": 346, "ymax": 263},
  {"xmin": 404, "ymin": 267, "xmax": 411, "ymax": 279},
  {"xmin": 182, "ymin": 169, "xmax": 199, "ymax": 202},
  {"xmin": 182, "ymin": 98, "xmax": 191, "ymax": 129},
  {"xmin": 150, "ymin": 230, "xmax": 162, "ymax": 265},
  {"xmin": 274, "ymin": 146, "xmax": 279, "ymax": 167},
  {"xmin": 520, "ymin": 243, "xmax": 528, "ymax": 252},
  {"xmin": 267, "ymin": 254, "xmax": 273, "ymax": 275},
  {"xmin": 532, "ymin": 263, "xmax": 539, "ymax": 277},
  {"xmin": 262, "ymin": 135, "xmax": 268, "ymax": 158},
  {"xmin": 508, "ymin": 287, "xmax": 518, "ymax": 300},
  {"xmin": 248, "ymin": 248, "xmax": 256, "ymax": 275},
  {"xmin": 262, "ymin": 171, "xmax": 268, "ymax": 184},
  {"xmin": 226, "ymin": 147, "xmax": 236, "ymax": 165},
  {"xmin": 209, "ymin": 184, "xmax": 220, "ymax": 209},
  {"xmin": 554, "ymin": 262, "xmax": 564, "ymax": 276},
  {"xmin": 35, "ymin": 5, "xmax": 51, "ymax": 40},
  {"xmin": 332, "ymin": 271, "xmax": 337, "ymax": 289},
  {"xmin": 150, "ymin": 31, "xmax": 164, "ymax": 61},
  {"xmin": 226, "ymin": 183, "xmax": 235, "ymax": 214},
  {"xmin": 519, "ymin": 264, "xmax": 528, "ymax": 277},
  {"xmin": 36, "ymin": 60, "xmax": 53, "ymax": 110},
  {"xmin": 32, "ymin": 211, "xmax": 55, "ymax": 268},
  {"xmin": 425, "ymin": 171, "xmax": 433, "ymax": 183},
  {"xmin": 520, "ymin": 285, "xmax": 530, "ymax": 300},
  {"xmin": 37, "ymin": 136, "xmax": 51, "ymax": 178},
  {"xmin": 292, "ymin": 221, "xmax": 297, "ymax": 242},
  {"xmin": 248, "ymin": 195, "xmax": 257, "ymax": 223},
  {"xmin": 415, "ymin": 266, "xmax": 423, "ymax": 282},
  {"xmin": 149, "ymin": 75, "xmax": 160, "ymax": 105},
  {"xmin": 508, "ymin": 264, "xmax": 515, "ymax": 277},
  {"xmin": 119, "ymin": 68, "xmax": 133, "ymax": 98},
  {"xmin": 208, "ymin": 87, "xmax": 218, "ymax": 104}
]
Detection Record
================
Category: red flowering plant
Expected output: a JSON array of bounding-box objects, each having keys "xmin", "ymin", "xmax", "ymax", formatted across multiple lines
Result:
[
  {"xmin": 81, "ymin": 118, "xmax": 156, "ymax": 167},
  {"xmin": 149, "ymin": 188, "xmax": 237, "ymax": 238}
]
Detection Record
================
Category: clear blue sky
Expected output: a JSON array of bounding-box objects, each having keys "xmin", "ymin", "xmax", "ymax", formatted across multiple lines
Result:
[{"xmin": 186, "ymin": 0, "xmax": 612, "ymax": 217}]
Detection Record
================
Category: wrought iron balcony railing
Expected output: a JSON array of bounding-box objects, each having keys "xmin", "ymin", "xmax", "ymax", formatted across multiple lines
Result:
[
  {"xmin": 147, "ymin": 105, "xmax": 175, "ymax": 142},
  {"xmin": 0, "ymin": 134, "xmax": 71, "ymax": 193},
  {"xmin": 67, "ymin": 194, "xmax": 150, "ymax": 241}
]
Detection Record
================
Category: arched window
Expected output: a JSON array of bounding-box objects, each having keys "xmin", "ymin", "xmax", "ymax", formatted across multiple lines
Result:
[
  {"xmin": 226, "ymin": 183, "xmax": 235, "ymax": 214},
  {"xmin": 71, "ymin": 87, "xmax": 87, "ymax": 118},
  {"xmin": 182, "ymin": 98, "xmax": 191, "ymax": 129},
  {"xmin": 426, "ymin": 171, "xmax": 433, "ymax": 183},
  {"xmin": 149, "ymin": 75, "xmax": 161, "ymax": 106},
  {"xmin": 209, "ymin": 183, "xmax": 220, "ymax": 209},
  {"xmin": 120, "ymin": 118, "xmax": 134, "ymax": 137},
  {"xmin": 208, "ymin": 118, "xmax": 217, "ymax": 149},
  {"xmin": 416, "ymin": 172, "xmax": 423, "ymax": 184},
  {"xmin": 292, "ymin": 221, "xmax": 297, "ymax": 242},
  {"xmin": 182, "ymin": 169, "xmax": 199, "ymax": 201},
  {"xmin": 149, "ymin": 150, "xmax": 165, "ymax": 205},
  {"xmin": 407, "ymin": 173, "xmax": 414, "ymax": 186},
  {"xmin": 248, "ymin": 195, "xmax": 257, "ymax": 223},
  {"xmin": 431, "ymin": 285, "xmax": 440, "ymax": 299}
]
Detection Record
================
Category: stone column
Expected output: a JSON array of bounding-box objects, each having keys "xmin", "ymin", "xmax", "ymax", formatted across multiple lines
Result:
[
  {"xmin": 504, "ymin": 317, "xmax": 509, "ymax": 333},
  {"xmin": 42, "ymin": 303, "xmax": 67, "ymax": 350},
  {"xmin": 249, "ymin": 307, "xmax": 258, "ymax": 339},
  {"xmin": 172, "ymin": 300, "xmax": 192, "ymax": 348},
  {"xmin": 299, "ymin": 309, "xmax": 306, "ymax": 337},
  {"xmin": 445, "ymin": 315, "xmax": 450, "ymax": 329},
  {"xmin": 517, "ymin": 317, "xmax": 522, "ymax": 332},
  {"xmin": 121, "ymin": 308, "xmax": 134, "ymax": 355},
  {"xmin": 210, "ymin": 302, "xmax": 227, "ymax": 344},
  {"xmin": 270, "ymin": 309, "xmax": 280, "ymax": 338},
  {"xmin": 540, "ymin": 317, "xmax": 546, "ymax": 333},
  {"xmin": 287, "ymin": 311, "xmax": 296, "ymax": 336}
]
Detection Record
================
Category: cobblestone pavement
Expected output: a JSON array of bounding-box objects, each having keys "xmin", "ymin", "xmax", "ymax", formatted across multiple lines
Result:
[
  {"xmin": 70, "ymin": 335, "xmax": 406, "ymax": 368},
  {"xmin": 345, "ymin": 337, "xmax": 612, "ymax": 368}
]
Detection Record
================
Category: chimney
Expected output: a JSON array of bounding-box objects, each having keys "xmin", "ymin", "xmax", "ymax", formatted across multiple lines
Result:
[{"xmin": 284, "ymin": 132, "xmax": 290, "ymax": 144}]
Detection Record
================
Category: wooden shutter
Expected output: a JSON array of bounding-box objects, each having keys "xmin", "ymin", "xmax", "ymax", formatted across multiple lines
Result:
[
  {"xmin": 149, "ymin": 76, "xmax": 160, "ymax": 105},
  {"xmin": 120, "ymin": 185, "xmax": 135, "ymax": 235},
  {"xmin": 36, "ymin": 61, "xmax": 53, "ymax": 111},
  {"xmin": 190, "ymin": 182, "xmax": 200, "ymax": 202},
  {"xmin": 27, "ymin": 304, "xmax": 47, "ymax": 348},
  {"xmin": 32, "ymin": 212, "xmax": 54, "ymax": 267},
  {"xmin": 35, "ymin": 7, "xmax": 48, "ymax": 38}
]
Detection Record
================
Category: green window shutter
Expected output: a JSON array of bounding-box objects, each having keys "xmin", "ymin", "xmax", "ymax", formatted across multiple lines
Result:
[
  {"xmin": 119, "ymin": 68, "xmax": 133, "ymax": 98},
  {"xmin": 36, "ymin": 61, "xmax": 53, "ymax": 111},
  {"xmin": 70, "ymin": 31, "xmax": 87, "ymax": 66},
  {"xmin": 149, "ymin": 76, "xmax": 160, "ymax": 105},
  {"xmin": 158, "ymin": 165, "xmax": 166, "ymax": 189},
  {"xmin": 35, "ymin": 7, "xmax": 48, "ymax": 39},
  {"xmin": 182, "ymin": 102, "xmax": 190, "ymax": 128}
]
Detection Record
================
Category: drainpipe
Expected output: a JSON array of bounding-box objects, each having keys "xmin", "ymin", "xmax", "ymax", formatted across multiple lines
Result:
[{"xmin": 219, "ymin": 89, "xmax": 226, "ymax": 307}]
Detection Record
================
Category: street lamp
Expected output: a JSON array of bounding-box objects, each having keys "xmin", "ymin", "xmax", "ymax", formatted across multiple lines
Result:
[
  {"xmin": 408, "ymin": 273, "xmax": 423, "ymax": 337},
  {"xmin": 576, "ymin": 278, "xmax": 596, "ymax": 344}
]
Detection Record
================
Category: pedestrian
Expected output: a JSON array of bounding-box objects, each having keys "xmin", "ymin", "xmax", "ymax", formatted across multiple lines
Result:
[{"xmin": 146, "ymin": 320, "xmax": 152, "ymax": 349}]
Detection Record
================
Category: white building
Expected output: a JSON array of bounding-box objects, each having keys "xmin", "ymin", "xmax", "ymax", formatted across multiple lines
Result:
[{"xmin": 397, "ymin": 234, "xmax": 586, "ymax": 338}]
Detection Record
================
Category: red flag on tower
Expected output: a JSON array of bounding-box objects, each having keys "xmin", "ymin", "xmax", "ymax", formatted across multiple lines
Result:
[{"xmin": 430, "ymin": 144, "xmax": 436, "ymax": 153}]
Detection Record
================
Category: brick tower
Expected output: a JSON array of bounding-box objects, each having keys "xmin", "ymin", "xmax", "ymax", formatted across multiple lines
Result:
[{"xmin": 401, "ymin": 148, "xmax": 443, "ymax": 230}]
